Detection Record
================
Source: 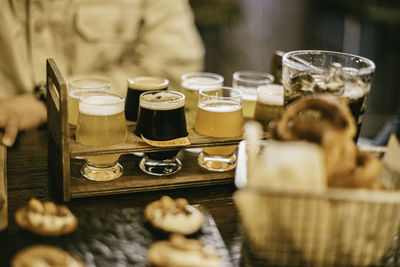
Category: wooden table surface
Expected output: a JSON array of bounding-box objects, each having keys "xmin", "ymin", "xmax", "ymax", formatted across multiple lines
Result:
[{"xmin": 1, "ymin": 128, "xmax": 243, "ymax": 266}]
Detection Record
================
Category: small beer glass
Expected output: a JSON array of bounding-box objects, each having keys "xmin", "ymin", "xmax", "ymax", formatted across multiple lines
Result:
[
  {"xmin": 76, "ymin": 92, "xmax": 128, "ymax": 181},
  {"xmin": 232, "ymin": 71, "xmax": 274, "ymax": 118},
  {"xmin": 68, "ymin": 78, "xmax": 111, "ymax": 125},
  {"xmin": 135, "ymin": 91, "xmax": 187, "ymax": 176},
  {"xmin": 282, "ymin": 50, "xmax": 375, "ymax": 140},
  {"xmin": 254, "ymin": 84, "xmax": 284, "ymax": 127},
  {"xmin": 194, "ymin": 87, "xmax": 244, "ymax": 172},
  {"xmin": 181, "ymin": 72, "xmax": 224, "ymax": 127},
  {"xmin": 125, "ymin": 76, "xmax": 169, "ymax": 122}
]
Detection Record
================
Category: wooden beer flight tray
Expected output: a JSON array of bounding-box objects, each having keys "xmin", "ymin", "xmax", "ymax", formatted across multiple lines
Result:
[{"xmin": 46, "ymin": 59, "xmax": 243, "ymax": 201}]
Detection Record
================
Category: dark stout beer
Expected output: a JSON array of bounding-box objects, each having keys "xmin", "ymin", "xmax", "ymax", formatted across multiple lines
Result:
[
  {"xmin": 125, "ymin": 77, "xmax": 169, "ymax": 122},
  {"xmin": 136, "ymin": 91, "xmax": 187, "ymax": 161},
  {"xmin": 345, "ymin": 88, "xmax": 368, "ymax": 140},
  {"xmin": 282, "ymin": 50, "xmax": 375, "ymax": 141}
]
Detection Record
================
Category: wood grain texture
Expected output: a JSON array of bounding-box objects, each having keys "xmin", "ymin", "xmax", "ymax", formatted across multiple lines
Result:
[
  {"xmin": 0, "ymin": 145, "xmax": 7, "ymax": 231},
  {"xmin": 46, "ymin": 59, "xmax": 70, "ymax": 201},
  {"xmin": 69, "ymin": 152, "xmax": 235, "ymax": 198}
]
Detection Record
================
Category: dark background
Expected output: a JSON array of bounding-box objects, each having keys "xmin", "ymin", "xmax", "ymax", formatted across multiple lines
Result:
[{"xmin": 190, "ymin": 0, "xmax": 400, "ymax": 140}]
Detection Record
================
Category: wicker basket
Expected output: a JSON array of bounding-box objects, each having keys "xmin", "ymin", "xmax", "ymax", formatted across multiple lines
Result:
[{"xmin": 234, "ymin": 141, "xmax": 400, "ymax": 266}]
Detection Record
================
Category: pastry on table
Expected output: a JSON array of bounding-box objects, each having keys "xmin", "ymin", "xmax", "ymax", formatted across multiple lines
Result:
[
  {"xmin": 15, "ymin": 198, "xmax": 78, "ymax": 236},
  {"xmin": 145, "ymin": 196, "xmax": 204, "ymax": 235},
  {"xmin": 148, "ymin": 234, "xmax": 222, "ymax": 267},
  {"xmin": 12, "ymin": 244, "xmax": 84, "ymax": 267}
]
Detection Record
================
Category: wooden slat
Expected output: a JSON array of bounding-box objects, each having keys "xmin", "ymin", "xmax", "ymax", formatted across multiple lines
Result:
[
  {"xmin": 70, "ymin": 151, "xmax": 235, "ymax": 198},
  {"xmin": 0, "ymin": 145, "xmax": 7, "ymax": 231},
  {"xmin": 68, "ymin": 122, "xmax": 270, "ymax": 157},
  {"xmin": 69, "ymin": 125, "xmax": 243, "ymax": 157}
]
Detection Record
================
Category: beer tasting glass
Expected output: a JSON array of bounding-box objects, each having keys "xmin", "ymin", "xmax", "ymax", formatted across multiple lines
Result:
[
  {"xmin": 68, "ymin": 78, "xmax": 111, "ymax": 125},
  {"xmin": 181, "ymin": 72, "xmax": 224, "ymax": 127},
  {"xmin": 282, "ymin": 50, "xmax": 375, "ymax": 140},
  {"xmin": 135, "ymin": 91, "xmax": 187, "ymax": 176},
  {"xmin": 254, "ymin": 84, "xmax": 284, "ymax": 127},
  {"xmin": 232, "ymin": 71, "xmax": 274, "ymax": 119},
  {"xmin": 125, "ymin": 76, "xmax": 169, "ymax": 122},
  {"xmin": 76, "ymin": 92, "xmax": 128, "ymax": 181},
  {"xmin": 194, "ymin": 87, "xmax": 244, "ymax": 172}
]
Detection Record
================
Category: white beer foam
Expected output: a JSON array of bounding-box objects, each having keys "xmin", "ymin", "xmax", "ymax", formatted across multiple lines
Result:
[
  {"xmin": 140, "ymin": 91, "xmax": 184, "ymax": 110},
  {"xmin": 128, "ymin": 76, "xmax": 168, "ymax": 90},
  {"xmin": 257, "ymin": 84, "xmax": 284, "ymax": 106},
  {"xmin": 242, "ymin": 93, "xmax": 257, "ymax": 102},
  {"xmin": 79, "ymin": 95, "xmax": 124, "ymax": 116},
  {"xmin": 69, "ymin": 88, "xmax": 110, "ymax": 99},
  {"xmin": 182, "ymin": 76, "xmax": 223, "ymax": 91},
  {"xmin": 343, "ymin": 84, "xmax": 365, "ymax": 100},
  {"xmin": 200, "ymin": 100, "xmax": 242, "ymax": 113}
]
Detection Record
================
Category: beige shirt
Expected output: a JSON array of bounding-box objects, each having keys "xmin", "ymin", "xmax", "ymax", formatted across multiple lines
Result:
[{"xmin": 0, "ymin": 0, "xmax": 204, "ymax": 97}]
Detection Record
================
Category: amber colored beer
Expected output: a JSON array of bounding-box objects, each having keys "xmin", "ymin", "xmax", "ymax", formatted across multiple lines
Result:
[
  {"xmin": 181, "ymin": 73, "xmax": 224, "ymax": 127},
  {"xmin": 254, "ymin": 84, "xmax": 284, "ymax": 126},
  {"xmin": 195, "ymin": 87, "xmax": 243, "ymax": 172}
]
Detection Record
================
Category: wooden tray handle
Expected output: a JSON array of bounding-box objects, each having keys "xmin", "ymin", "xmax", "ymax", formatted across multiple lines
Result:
[{"xmin": 46, "ymin": 58, "xmax": 71, "ymax": 202}]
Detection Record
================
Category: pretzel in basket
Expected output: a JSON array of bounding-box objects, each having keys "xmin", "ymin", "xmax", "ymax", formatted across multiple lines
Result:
[
  {"xmin": 271, "ymin": 95, "xmax": 383, "ymax": 189},
  {"xmin": 145, "ymin": 196, "xmax": 204, "ymax": 235},
  {"xmin": 329, "ymin": 148, "xmax": 384, "ymax": 189},
  {"xmin": 15, "ymin": 198, "xmax": 78, "ymax": 236}
]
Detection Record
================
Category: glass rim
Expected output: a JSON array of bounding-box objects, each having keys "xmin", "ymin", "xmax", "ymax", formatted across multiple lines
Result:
[
  {"xmin": 79, "ymin": 91, "xmax": 125, "ymax": 106},
  {"xmin": 69, "ymin": 78, "xmax": 112, "ymax": 90},
  {"xmin": 282, "ymin": 50, "xmax": 376, "ymax": 75},
  {"xmin": 181, "ymin": 72, "xmax": 224, "ymax": 84},
  {"xmin": 199, "ymin": 86, "xmax": 243, "ymax": 99},
  {"xmin": 127, "ymin": 76, "xmax": 169, "ymax": 90},
  {"xmin": 139, "ymin": 90, "xmax": 185, "ymax": 108},
  {"xmin": 233, "ymin": 71, "xmax": 275, "ymax": 84}
]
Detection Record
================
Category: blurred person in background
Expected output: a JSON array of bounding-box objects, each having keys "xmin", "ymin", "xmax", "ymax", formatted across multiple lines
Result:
[{"xmin": 0, "ymin": 0, "xmax": 204, "ymax": 147}]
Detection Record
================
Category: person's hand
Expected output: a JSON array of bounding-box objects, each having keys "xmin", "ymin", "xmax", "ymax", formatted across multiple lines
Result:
[{"xmin": 0, "ymin": 94, "xmax": 47, "ymax": 147}]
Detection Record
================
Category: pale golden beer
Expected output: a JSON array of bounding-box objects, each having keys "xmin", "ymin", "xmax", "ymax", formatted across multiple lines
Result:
[
  {"xmin": 232, "ymin": 71, "xmax": 274, "ymax": 118},
  {"xmin": 194, "ymin": 87, "xmax": 243, "ymax": 171},
  {"xmin": 76, "ymin": 92, "xmax": 128, "ymax": 181},
  {"xmin": 181, "ymin": 72, "xmax": 224, "ymax": 127},
  {"xmin": 68, "ymin": 78, "xmax": 111, "ymax": 125},
  {"xmin": 195, "ymin": 102, "xmax": 243, "ymax": 156},
  {"xmin": 254, "ymin": 84, "xmax": 284, "ymax": 127}
]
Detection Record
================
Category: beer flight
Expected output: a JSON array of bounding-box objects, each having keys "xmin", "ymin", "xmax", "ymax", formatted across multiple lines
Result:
[{"xmin": 68, "ymin": 50, "xmax": 375, "ymax": 182}]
